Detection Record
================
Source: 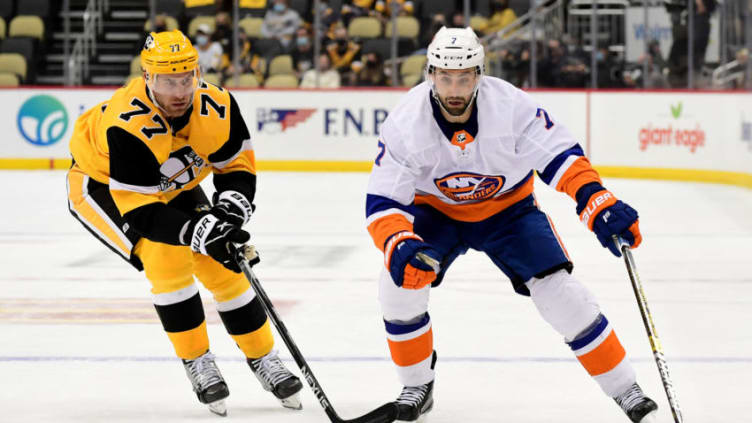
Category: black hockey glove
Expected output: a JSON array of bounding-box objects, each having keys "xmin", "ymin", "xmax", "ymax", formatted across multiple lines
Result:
[
  {"xmin": 211, "ymin": 190, "xmax": 254, "ymax": 227},
  {"xmin": 182, "ymin": 212, "xmax": 250, "ymax": 272}
]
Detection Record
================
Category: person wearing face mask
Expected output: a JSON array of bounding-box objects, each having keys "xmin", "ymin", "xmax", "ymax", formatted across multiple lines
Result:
[
  {"xmin": 66, "ymin": 30, "xmax": 303, "ymax": 418},
  {"xmin": 261, "ymin": 0, "xmax": 302, "ymax": 49},
  {"xmin": 222, "ymin": 28, "xmax": 266, "ymax": 85},
  {"xmin": 195, "ymin": 24, "xmax": 223, "ymax": 74},
  {"xmin": 482, "ymin": 0, "xmax": 518, "ymax": 35},
  {"xmin": 291, "ymin": 27, "xmax": 315, "ymax": 77},
  {"xmin": 354, "ymin": 52, "xmax": 387, "ymax": 86},
  {"xmin": 326, "ymin": 26, "xmax": 361, "ymax": 76}
]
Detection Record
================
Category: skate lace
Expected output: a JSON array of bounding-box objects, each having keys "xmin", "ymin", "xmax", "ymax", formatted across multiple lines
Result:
[
  {"xmin": 251, "ymin": 350, "xmax": 291, "ymax": 387},
  {"xmin": 186, "ymin": 352, "xmax": 223, "ymax": 390},
  {"xmin": 396, "ymin": 384, "xmax": 429, "ymax": 407},
  {"xmin": 615, "ymin": 383, "xmax": 646, "ymax": 413}
]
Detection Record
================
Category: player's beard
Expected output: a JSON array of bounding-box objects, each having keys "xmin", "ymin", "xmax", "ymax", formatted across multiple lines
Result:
[{"xmin": 441, "ymin": 95, "xmax": 471, "ymax": 116}]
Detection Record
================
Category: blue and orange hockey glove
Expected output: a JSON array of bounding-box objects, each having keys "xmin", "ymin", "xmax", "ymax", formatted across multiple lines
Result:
[
  {"xmin": 384, "ymin": 231, "xmax": 442, "ymax": 289},
  {"xmin": 577, "ymin": 184, "xmax": 642, "ymax": 257}
]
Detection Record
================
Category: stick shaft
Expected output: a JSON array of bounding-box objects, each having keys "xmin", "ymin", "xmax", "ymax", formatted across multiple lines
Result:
[
  {"xmin": 237, "ymin": 257, "xmax": 342, "ymax": 422},
  {"xmin": 615, "ymin": 238, "xmax": 684, "ymax": 423}
]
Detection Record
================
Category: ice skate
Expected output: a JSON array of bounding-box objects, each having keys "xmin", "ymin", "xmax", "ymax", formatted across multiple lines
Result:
[
  {"xmin": 614, "ymin": 383, "xmax": 658, "ymax": 423},
  {"xmin": 394, "ymin": 381, "xmax": 434, "ymax": 422},
  {"xmin": 247, "ymin": 349, "xmax": 304, "ymax": 410},
  {"xmin": 182, "ymin": 351, "xmax": 230, "ymax": 417}
]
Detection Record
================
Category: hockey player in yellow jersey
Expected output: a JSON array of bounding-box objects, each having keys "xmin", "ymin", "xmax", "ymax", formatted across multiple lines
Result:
[{"xmin": 66, "ymin": 30, "xmax": 303, "ymax": 416}]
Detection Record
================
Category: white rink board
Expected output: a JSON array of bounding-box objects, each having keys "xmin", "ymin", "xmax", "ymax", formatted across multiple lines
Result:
[
  {"xmin": 590, "ymin": 91, "xmax": 752, "ymax": 173},
  {"xmin": 0, "ymin": 86, "xmax": 587, "ymax": 162}
]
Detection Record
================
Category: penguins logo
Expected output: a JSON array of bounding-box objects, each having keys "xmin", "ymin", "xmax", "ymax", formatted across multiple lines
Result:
[{"xmin": 159, "ymin": 147, "xmax": 205, "ymax": 192}]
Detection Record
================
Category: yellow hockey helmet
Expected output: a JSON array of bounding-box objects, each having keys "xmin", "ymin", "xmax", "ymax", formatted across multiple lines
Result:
[{"xmin": 140, "ymin": 30, "xmax": 199, "ymax": 75}]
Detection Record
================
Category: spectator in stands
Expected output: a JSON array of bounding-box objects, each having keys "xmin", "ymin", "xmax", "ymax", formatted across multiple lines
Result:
[
  {"xmin": 195, "ymin": 24, "xmax": 224, "ymax": 74},
  {"xmin": 633, "ymin": 39, "xmax": 669, "ymax": 88},
  {"xmin": 153, "ymin": 15, "xmax": 169, "ymax": 33},
  {"xmin": 341, "ymin": 0, "xmax": 375, "ymax": 26},
  {"xmin": 326, "ymin": 26, "xmax": 361, "ymax": 76},
  {"xmin": 666, "ymin": 0, "xmax": 717, "ymax": 87},
  {"xmin": 301, "ymin": 53, "xmax": 341, "ymax": 88},
  {"xmin": 354, "ymin": 51, "xmax": 388, "ymax": 86},
  {"xmin": 482, "ymin": 0, "xmax": 518, "ymax": 35},
  {"xmin": 373, "ymin": 0, "xmax": 414, "ymax": 21},
  {"xmin": 222, "ymin": 28, "xmax": 265, "ymax": 85},
  {"xmin": 291, "ymin": 27, "xmax": 315, "ymax": 77},
  {"xmin": 261, "ymin": 0, "xmax": 303, "ymax": 49},
  {"xmin": 450, "ymin": 11, "xmax": 466, "ymax": 28},
  {"xmin": 422, "ymin": 14, "xmax": 447, "ymax": 49},
  {"xmin": 214, "ymin": 12, "xmax": 233, "ymax": 53},
  {"xmin": 312, "ymin": 1, "xmax": 341, "ymax": 39},
  {"xmin": 595, "ymin": 45, "xmax": 624, "ymax": 88}
]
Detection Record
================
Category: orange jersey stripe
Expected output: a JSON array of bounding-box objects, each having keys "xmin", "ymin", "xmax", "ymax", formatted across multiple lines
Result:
[
  {"xmin": 367, "ymin": 214, "xmax": 414, "ymax": 252},
  {"xmin": 556, "ymin": 156, "xmax": 602, "ymax": 200},
  {"xmin": 576, "ymin": 330, "xmax": 626, "ymax": 376},
  {"xmin": 414, "ymin": 177, "xmax": 534, "ymax": 223},
  {"xmin": 387, "ymin": 327, "xmax": 434, "ymax": 367}
]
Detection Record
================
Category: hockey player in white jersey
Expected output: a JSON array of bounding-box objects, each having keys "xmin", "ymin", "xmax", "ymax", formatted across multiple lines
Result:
[{"xmin": 365, "ymin": 27, "xmax": 658, "ymax": 422}]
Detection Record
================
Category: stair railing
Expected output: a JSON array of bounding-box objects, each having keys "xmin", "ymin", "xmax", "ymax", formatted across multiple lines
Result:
[{"xmin": 65, "ymin": 0, "xmax": 108, "ymax": 85}]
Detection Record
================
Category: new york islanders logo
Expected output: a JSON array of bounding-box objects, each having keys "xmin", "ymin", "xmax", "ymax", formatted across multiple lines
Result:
[
  {"xmin": 257, "ymin": 108, "xmax": 316, "ymax": 134},
  {"xmin": 435, "ymin": 172, "xmax": 505, "ymax": 202}
]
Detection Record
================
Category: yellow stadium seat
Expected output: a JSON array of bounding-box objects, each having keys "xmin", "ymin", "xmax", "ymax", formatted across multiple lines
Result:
[
  {"xmin": 130, "ymin": 56, "xmax": 141, "ymax": 75},
  {"xmin": 399, "ymin": 54, "xmax": 426, "ymax": 77},
  {"xmin": 402, "ymin": 73, "xmax": 422, "ymax": 87},
  {"xmin": 385, "ymin": 16, "xmax": 420, "ymax": 39},
  {"xmin": 238, "ymin": 17, "xmax": 263, "ymax": 38},
  {"xmin": 264, "ymin": 74, "xmax": 298, "ymax": 88},
  {"xmin": 202, "ymin": 72, "xmax": 222, "ymax": 86},
  {"xmin": 0, "ymin": 72, "xmax": 19, "ymax": 86},
  {"xmin": 188, "ymin": 16, "xmax": 216, "ymax": 37},
  {"xmin": 0, "ymin": 18, "xmax": 6, "ymax": 39},
  {"xmin": 8, "ymin": 15, "xmax": 44, "ymax": 40},
  {"xmin": 347, "ymin": 16, "xmax": 381, "ymax": 39},
  {"xmin": 224, "ymin": 73, "xmax": 260, "ymax": 88},
  {"xmin": 0, "ymin": 53, "xmax": 27, "ymax": 81},
  {"xmin": 470, "ymin": 16, "xmax": 488, "ymax": 32},
  {"xmin": 268, "ymin": 55, "xmax": 294, "ymax": 76}
]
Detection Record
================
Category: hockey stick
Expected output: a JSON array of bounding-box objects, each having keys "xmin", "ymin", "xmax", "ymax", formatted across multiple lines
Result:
[
  {"xmin": 233, "ymin": 245, "xmax": 399, "ymax": 423},
  {"xmin": 613, "ymin": 236, "xmax": 683, "ymax": 423}
]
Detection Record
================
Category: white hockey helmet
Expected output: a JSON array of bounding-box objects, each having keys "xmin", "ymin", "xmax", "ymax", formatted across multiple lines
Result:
[{"xmin": 426, "ymin": 26, "xmax": 485, "ymax": 76}]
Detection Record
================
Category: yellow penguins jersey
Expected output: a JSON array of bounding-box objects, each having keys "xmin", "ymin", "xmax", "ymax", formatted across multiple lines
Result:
[{"xmin": 69, "ymin": 76, "xmax": 255, "ymax": 245}]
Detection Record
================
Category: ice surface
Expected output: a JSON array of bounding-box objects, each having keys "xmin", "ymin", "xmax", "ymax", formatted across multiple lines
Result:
[{"xmin": 1, "ymin": 171, "xmax": 750, "ymax": 422}]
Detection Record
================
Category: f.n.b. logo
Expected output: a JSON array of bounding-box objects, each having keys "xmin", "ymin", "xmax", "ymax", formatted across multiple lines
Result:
[{"xmin": 435, "ymin": 172, "xmax": 505, "ymax": 202}]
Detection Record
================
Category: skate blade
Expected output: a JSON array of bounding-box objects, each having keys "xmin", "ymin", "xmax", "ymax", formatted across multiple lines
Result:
[
  {"xmin": 279, "ymin": 393, "xmax": 302, "ymax": 410},
  {"xmin": 208, "ymin": 399, "xmax": 227, "ymax": 417},
  {"xmin": 638, "ymin": 410, "xmax": 658, "ymax": 423}
]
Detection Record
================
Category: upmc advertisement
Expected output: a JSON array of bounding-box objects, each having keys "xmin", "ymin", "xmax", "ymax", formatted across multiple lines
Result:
[{"xmin": 0, "ymin": 87, "xmax": 749, "ymax": 181}]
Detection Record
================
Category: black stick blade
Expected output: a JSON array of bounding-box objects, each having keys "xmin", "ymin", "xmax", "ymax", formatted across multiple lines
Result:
[{"xmin": 343, "ymin": 402, "xmax": 399, "ymax": 423}]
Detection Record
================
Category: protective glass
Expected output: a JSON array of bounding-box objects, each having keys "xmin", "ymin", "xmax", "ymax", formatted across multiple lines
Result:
[
  {"xmin": 149, "ymin": 70, "xmax": 199, "ymax": 97},
  {"xmin": 431, "ymin": 69, "xmax": 478, "ymax": 99}
]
